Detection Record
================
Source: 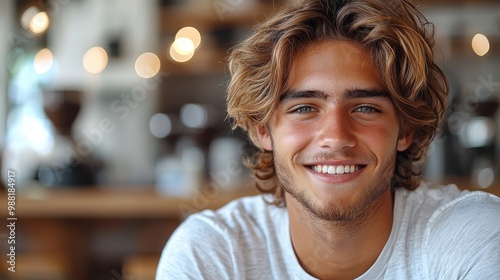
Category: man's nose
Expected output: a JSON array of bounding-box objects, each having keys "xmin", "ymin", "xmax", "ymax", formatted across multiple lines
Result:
[{"xmin": 316, "ymin": 109, "xmax": 356, "ymax": 150}]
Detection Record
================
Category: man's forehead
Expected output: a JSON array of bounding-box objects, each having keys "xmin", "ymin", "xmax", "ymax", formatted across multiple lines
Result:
[{"xmin": 293, "ymin": 40, "xmax": 368, "ymax": 64}]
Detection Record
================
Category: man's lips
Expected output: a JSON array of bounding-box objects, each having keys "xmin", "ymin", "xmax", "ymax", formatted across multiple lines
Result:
[{"xmin": 308, "ymin": 164, "xmax": 366, "ymax": 175}]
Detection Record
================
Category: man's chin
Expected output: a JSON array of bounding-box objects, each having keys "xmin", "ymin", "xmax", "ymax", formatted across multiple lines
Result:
[{"xmin": 285, "ymin": 186, "xmax": 388, "ymax": 223}]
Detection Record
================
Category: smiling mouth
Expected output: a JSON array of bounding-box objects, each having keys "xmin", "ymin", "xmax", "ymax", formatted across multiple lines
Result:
[{"xmin": 310, "ymin": 164, "xmax": 364, "ymax": 175}]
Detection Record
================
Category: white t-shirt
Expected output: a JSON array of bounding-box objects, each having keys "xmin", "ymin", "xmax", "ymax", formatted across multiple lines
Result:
[{"xmin": 156, "ymin": 183, "xmax": 500, "ymax": 279}]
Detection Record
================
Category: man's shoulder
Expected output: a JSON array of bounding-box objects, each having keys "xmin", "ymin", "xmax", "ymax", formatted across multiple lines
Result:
[
  {"xmin": 415, "ymin": 185, "xmax": 500, "ymax": 278},
  {"xmin": 423, "ymin": 185, "xmax": 500, "ymax": 232},
  {"xmin": 184, "ymin": 194, "xmax": 286, "ymax": 236},
  {"xmin": 398, "ymin": 182, "xmax": 499, "ymax": 215},
  {"xmin": 403, "ymin": 182, "xmax": 500, "ymax": 252},
  {"xmin": 391, "ymin": 183, "xmax": 500, "ymax": 278},
  {"xmin": 395, "ymin": 182, "xmax": 500, "ymax": 242},
  {"xmin": 156, "ymin": 194, "xmax": 287, "ymax": 279}
]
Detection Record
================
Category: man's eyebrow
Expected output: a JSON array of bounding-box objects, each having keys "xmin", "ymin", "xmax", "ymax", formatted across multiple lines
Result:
[
  {"xmin": 279, "ymin": 90, "xmax": 327, "ymax": 102},
  {"xmin": 279, "ymin": 88, "xmax": 390, "ymax": 102},
  {"xmin": 344, "ymin": 88, "xmax": 390, "ymax": 100}
]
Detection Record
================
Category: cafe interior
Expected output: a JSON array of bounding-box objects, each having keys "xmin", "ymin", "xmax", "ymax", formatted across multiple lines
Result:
[{"xmin": 0, "ymin": 0, "xmax": 499, "ymax": 279}]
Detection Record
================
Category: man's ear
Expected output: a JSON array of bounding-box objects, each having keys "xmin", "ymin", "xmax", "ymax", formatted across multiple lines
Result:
[
  {"xmin": 255, "ymin": 125, "xmax": 273, "ymax": 151},
  {"xmin": 397, "ymin": 129, "xmax": 414, "ymax": 152}
]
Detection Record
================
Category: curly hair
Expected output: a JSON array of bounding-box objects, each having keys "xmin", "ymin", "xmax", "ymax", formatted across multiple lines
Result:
[{"xmin": 226, "ymin": 0, "xmax": 448, "ymax": 205}]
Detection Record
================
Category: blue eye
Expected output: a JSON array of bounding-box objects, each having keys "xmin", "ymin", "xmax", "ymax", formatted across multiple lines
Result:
[
  {"xmin": 355, "ymin": 106, "xmax": 378, "ymax": 113},
  {"xmin": 293, "ymin": 106, "xmax": 314, "ymax": 114}
]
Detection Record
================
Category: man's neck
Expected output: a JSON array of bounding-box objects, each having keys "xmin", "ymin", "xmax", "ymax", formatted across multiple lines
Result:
[{"xmin": 286, "ymin": 189, "xmax": 394, "ymax": 280}]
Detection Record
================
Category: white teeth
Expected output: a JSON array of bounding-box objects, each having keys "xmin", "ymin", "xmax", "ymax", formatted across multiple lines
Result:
[
  {"xmin": 327, "ymin": 166, "xmax": 335, "ymax": 174},
  {"xmin": 313, "ymin": 164, "xmax": 359, "ymax": 174},
  {"xmin": 336, "ymin": 165, "xmax": 344, "ymax": 174}
]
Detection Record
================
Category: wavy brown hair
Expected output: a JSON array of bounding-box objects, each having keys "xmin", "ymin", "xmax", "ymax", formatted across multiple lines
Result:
[{"xmin": 227, "ymin": 0, "xmax": 448, "ymax": 205}]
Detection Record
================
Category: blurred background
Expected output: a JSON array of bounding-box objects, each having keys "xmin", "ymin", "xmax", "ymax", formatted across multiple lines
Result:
[{"xmin": 0, "ymin": 0, "xmax": 499, "ymax": 279}]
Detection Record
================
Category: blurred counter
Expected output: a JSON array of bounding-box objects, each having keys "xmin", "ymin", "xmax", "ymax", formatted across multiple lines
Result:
[
  {"xmin": 0, "ymin": 184, "xmax": 257, "ymax": 280},
  {"xmin": 1, "ymin": 178, "xmax": 498, "ymax": 219},
  {"xmin": 434, "ymin": 177, "xmax": 500, "ymax": 197},
  {"xmin": 3, "ymin": 184, "xmax": 257, "ymax": 219}
]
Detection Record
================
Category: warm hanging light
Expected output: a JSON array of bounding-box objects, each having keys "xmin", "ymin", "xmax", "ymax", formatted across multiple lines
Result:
[
  {"xmin": 83, "ymin": 47, "xmax": 108, "ymax": 74},
  {"xmin": 21, "ymin": 6, "xmax": 50, "ymax": 35},
  {"xmin": 34, "ymin": 48, "xmax": 53, "ymax": 74},
  {"xmin": 472, "ymin": 33, "xmax": 490, "ymax": 57},
  {"xmin": 135, "ymin": 52, "xmax": 161, "ymax": 78},
  {"xmin": 175, "ymin": 27, "xmax": 201, "ymax": 49},
  {"xmin": 29, "ymin": 11, "xmax": 50, "ymax": 35},
  {"xmin": 21, "ymin": 7, "xmax": 39, "ymax": 30},
  {"xmin": 169, "ymin": 26, "xmax": 202, "ymax": 63},
  {"xmin": 173, "ymin": 38, "xmax": 195, "ymax": 56},
  {"xmin": 169, "ymin": 38, "xmax": 195, "ymax": 63}
]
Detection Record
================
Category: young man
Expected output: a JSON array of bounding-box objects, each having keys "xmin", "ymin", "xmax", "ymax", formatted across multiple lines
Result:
[{"xmin": 157, "ymin": 0, "xmax": 500, "ymax": 279}]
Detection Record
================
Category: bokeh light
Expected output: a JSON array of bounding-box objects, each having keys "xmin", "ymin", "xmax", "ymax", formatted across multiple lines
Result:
[
  {"xmin": 461, "ymin": 117, "xmax": 495, "ymax": 148},
  {"xmin": 472, "ymin": 33, "xmax": 490, "ymax": 56},
  {"xmin": 21, "ymin": 7, "xmax": 50, "ymax": 35},
  {"xmin": 34, "ymin": 48, "xmax": 53, "ymax": 74},
  {"xmin": 173, "ymin": 37, "xmax": 195, "ymax": 55},
  {"xmin": 83, "ymin": 47, "xmax": 108, "ymax": 74},
  {"xmin": 169, "ymin": 26, "xmax": 200, "ymax": 63},
  {"xmin": 175, "ymin": 27, "xmax": 201, "ymax": 49},
  {"xmin": 169, "ymin": 38, "xmax": 195, "ymax": 63},
  {"xmin": 180, "ymin": 104, "xmax": 208, "ymax": 128},
  {"xmin": 30, "ymin": 11, "xmax": 50, "ymax": 35},
  {"xmin": 21, "ymin": 7, "xmax": 39, "ymax": 30},
  {"xmin": 477, "ymin": 167, "xmax": 494, "ymax": 189},
  {"xmin": 135, "ymin": 52, "xmax": 161, "ymax": 78},
  {"xmin": 149, "ymin": 113, "xmax": 172, "ymax": 138}
]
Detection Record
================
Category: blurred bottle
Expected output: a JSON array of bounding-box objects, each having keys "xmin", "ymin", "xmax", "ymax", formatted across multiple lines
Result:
[
  {"xmin": 155, "ymin": 137, "xmax": 204, "ymax": 197},
  {"xmin": 208, "ymin": 136, "xmax": 249, "ymax": 191}
]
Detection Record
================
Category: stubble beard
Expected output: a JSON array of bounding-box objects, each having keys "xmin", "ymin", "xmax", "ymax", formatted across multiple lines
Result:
[{"xmin": 274, "ymin": 151, "xmax": 395, "ymax": 223}]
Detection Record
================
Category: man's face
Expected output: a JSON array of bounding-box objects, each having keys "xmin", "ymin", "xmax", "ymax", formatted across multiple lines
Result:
[{"xmin": 256, "ymin": 40, "xmax": 412, "ymax": 221}]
